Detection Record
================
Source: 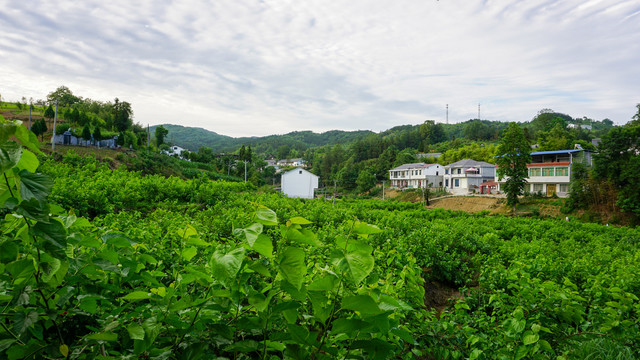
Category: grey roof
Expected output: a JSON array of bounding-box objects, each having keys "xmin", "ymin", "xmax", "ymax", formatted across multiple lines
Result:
[
  {"xmin": 445, "ymin": 159, "xmax": 495, "ymax": 168},
  {"xmin": 390, "ymin": 162, "xmax": 437, "ymax": 171}
]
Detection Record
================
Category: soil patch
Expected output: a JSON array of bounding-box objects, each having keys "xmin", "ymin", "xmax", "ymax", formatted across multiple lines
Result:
[
  {"xmin": 426, "ymin": 196, "xmax": 505, "ymax": 214},
  {"xmin": 424, "ymin": 279, "xmax": 463, "ymax": 317}
]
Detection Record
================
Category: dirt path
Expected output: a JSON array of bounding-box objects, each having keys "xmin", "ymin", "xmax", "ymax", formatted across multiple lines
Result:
[{"xmin": 426, "ymin": 196, "xmax": 506, "ymax": 214}]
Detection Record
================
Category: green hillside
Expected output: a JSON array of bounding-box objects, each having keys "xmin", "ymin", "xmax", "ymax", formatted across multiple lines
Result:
[{"xmin": 151, "ymin": 124, "xmax": 374, "ymax": 153}]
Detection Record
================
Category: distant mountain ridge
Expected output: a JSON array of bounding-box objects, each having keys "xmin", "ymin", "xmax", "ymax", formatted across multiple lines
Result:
[{"xmin": 151, "ymin": 124, "xmax": 374, "ymax": 154}]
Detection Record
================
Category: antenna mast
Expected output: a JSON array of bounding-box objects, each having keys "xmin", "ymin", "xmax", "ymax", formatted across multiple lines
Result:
[{"xmin": 446, "ymin": 104, "xmax": 449, "ymax": 124}]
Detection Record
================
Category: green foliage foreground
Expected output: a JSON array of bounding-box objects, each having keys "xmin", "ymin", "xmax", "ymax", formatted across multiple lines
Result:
[{"xmin": 1, "ymin": 120, "xmax": 639, "ymax": 359}]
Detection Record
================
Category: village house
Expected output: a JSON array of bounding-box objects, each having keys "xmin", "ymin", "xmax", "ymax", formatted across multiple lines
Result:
[
  {"xmin": 277, "ymin": 158, "xmax": 306, "ymax": 167},
  {"xmin": 444, "ymin": 159, "xmax": 496, "ymax": 195},
  {"xmin": 389, "ymin": 163, "xmax": 444, "ymax": 189},
  {"xmin": 281, "ymin": 168, "xmax": 319, "ymax": 199},
  {"xmin": 497, "ymin": 149, "xmax": 594, "ymax": 197}
]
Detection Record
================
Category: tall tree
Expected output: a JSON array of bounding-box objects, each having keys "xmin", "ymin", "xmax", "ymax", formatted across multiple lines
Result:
[
  {"xmin": 47, "ymin": 86, "xmax": 81, "ymax": 107},
  {"xmin": 496, "ymin": 123, "xmax": 531, "ymax": 213},
  {"xmin": 155, "ymin": 125, "xmax": 169, "ymax": 146},
  {"xmin": 113, "ymin": 98, "xmax": 133, "ymax": 132}
]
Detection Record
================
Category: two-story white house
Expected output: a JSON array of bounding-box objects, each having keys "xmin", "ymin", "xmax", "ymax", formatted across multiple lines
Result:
[
  {"xmin": 444, "ymin": 159, "xmax": 496, "ymax": 195},
  {"xmin": 389, "ymin": 163, "xmax": 444, "ymax": 189},
  {"xmin": 497, "ymin": 149, "xmax": 594, "ymax": 197}
]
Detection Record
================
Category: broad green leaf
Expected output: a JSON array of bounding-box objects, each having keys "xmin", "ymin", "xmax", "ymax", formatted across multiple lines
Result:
[
  {"xmin": 351, "ymin": 339, "xmax": 394, "ymax": 360},
  {"xmin": 307, "ymin": 274, "xmax": 338, "ymax": 291},
  {"xmin": 514, "ymin": 345, "xmax": 528, "ymax": 360},
  {"xmin": 288, "ymin": 216, "xmax": 312, "ymax": 225},
  {"xmin": 0, "ymin": 241, "xmax": 19, "ymax": 263},
  {"xmin": 59, "ymin": 344, "xmax": 69, "ymax": 357},
  {"xmin": 332, "ymin": 318, "xmax": 370, "ymax": 336},
  {"xmin": 331, "ymin": 241, "xmax": 374, "ymax": 284},
  {"xmin": 32, "ymin": 220, "xmax": 67, "ymax": 259},
  {"xmin": 522, "ymin": 331, "xmax": 539, "ymax": 345},
  {"xmin": 127, "ymin": 324, "xmax": 145, "ymax": 340},
  {"xmin": 185, "ymin": 237, "xmax": 211, "ymax": 246},
  {"xmin": 182, "ymin": 247, "xmax": 197, "ymax": 261},
  {"xmin": 210, "ymin": 247, "xmax": 246, "ymax": 288},
  {"xmin": 256, "ymin": 207, "xmax": 278, "ymax": 226},
  {"xmin": 342, "ymin": 295, "xmax": 382, "ymax": 315},
  {"xmin": 285, "ymin": 227, "xmax": 321, "ymax": 247},
  {"xmin": 18, "ymin": 170, "xmax": 52, "ymax": 202},
  {"xmin": 102, "ymin": 232, "xmax": 134, "ymax": 248},
  {"xmin": 0, "ymin": 121, "xmax": 17, "ymax": 142},
  {"xmin": 16, "ymin": 150, "xmax": 38, "ymax": 173},
  {"xmin": 0, "ymin": 141, "xmax": 21, "ymax": 173},
  {"xmin": 85, "ymin": 332, "xmax": 118, "ymax": 341},
  {"xmin": 13, "ymin": 310, "xmax": 38, "ymax": 334},
  {"xmin": 6, "ymin": 258, "xmax": 36, "ymax": 282},
  {"xmin": 308, "ymin": 291, "xmax": 332, "ymax": 322},
  {"xmin": 278, "ymin": 246, "xmax": 306, "ymax": 290},
  {"xmin": 177, "ymin": 224, "xmax": 198, "ymax": 239},
  {"xmin": 391, "ymin": 328, "xmax": 416, "ymax": 344},
  {"xmin": 17, "ymin": 197, "xmax": 50, "ymax": 221},
  {"xmin": 352, "ymin": 221, "xmax": 382, "ymax": 237},
  {"xmin": 0, "ymin": 339, "xmax": 17, "ymax": 352},
  {"xmin": 120, "ymin": 291, "xmax": 152, "ymax": 300},
  {"xmin": 41, "ymin": 257, "xmax": 69, "ymax": 287},
  {"xmin": 224, "ymin": 340, "xmax": 260, "ymax": 352},
  {"xmin": 234, "ymin": 222, "xmax": 263, "ymax": 245},
  {"xmin": 13, "ymin": 124, "xmax": 41, "ymax": 154},
  {"xmin": 247, "ymin": 233, "xmax": 273, "ymax": 259}
]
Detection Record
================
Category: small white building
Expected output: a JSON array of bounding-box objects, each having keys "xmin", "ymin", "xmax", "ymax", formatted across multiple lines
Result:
[
  {"xmin": 281, "ymin": 168, "xmax": 319, "ymax": 199},
  {"xmin": 389, "ymin": 163, "xmax": 444, "ymax": 189},
  {"xmin": 444, "ymin": 159, "xmax": 496, "ymax": 195}
]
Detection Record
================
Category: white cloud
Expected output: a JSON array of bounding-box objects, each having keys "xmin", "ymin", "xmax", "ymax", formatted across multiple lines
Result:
[{"xmin": 1, "ymin": 0, "xmax": 639, "ymax": 136}]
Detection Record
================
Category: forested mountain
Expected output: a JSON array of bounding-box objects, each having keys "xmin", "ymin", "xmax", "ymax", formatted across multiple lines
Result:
[{"xmin": 151, "ymin": 124, "xmax": 374, "ymax": 154}]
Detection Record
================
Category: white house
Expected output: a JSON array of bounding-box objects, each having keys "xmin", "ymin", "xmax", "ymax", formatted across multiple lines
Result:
[
  {"xmin": 444, "ymin": 159, "xmax": 496, "ymax": 195},
  {"xmin": 497, "ymin": 149, "xmax": 594, "ymax": 197},
  {"xmin": 277, "ymin": 158, "xmax": 306, "ymax": 167},
  {"xmin": 389, "ymin": 163, "xmax": 444, "ymax": 189},
  {"xmin": 281, "ymin": 168, "xmax": 319, "ymax": 199}
]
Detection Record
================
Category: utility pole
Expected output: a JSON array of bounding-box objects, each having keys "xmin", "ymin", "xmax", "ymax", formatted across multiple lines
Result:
[
  {"xmin": 478, "ymin": 103, "xmax": 481, "ymax": 120},
  {"xmin": 332, "ymin": 180, "xmax": 337, "ymax": 208},
  {"xmin": 52, "ymin": 101, "xmax": 58, "ymax": 151},
  {"xmin": 382, "ymin": 180, "xmax": 386, "ymax": 200},
  {"xmin": 446, "ymin": 104, "xmax": 449, "ymax": 124}
]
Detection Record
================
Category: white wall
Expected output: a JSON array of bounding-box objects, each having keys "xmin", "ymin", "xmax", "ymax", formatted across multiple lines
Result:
[{"xmin": 281, "ymin": 169, "xmax": 319, "ymax": 199}]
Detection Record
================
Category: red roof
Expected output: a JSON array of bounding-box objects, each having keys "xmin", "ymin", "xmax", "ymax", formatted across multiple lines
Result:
[{"xmin": 481, "ymin": 181, "xmax": 498, "ymax": 186}]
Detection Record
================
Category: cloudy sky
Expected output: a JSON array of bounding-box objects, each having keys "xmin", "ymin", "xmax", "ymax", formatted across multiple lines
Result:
[{"xmin": 1, "ymin": 0, "xmax": 639, "ymax": 137}]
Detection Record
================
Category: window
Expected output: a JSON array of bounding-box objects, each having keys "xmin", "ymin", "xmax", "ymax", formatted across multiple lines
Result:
[
  {"xmin": 454, "ymin": 179, "xmax": 459, "ymax": 187},
  {"xmin": 445, "ymin": 168, "xmax": 449, "ymax": 174},
  {"xmin": 542, "ymin": 168, "xmax": 554, "ymax": 176},
  {"xmin": 445, "ymin": 179, "xmax": 449, "ymax": 187},
  {"xmin": 436, "ymin": 171, "xmax": 438, "ymax": 176},
  {"xmin": 529, "ymin": 168, "xmax": 541, "ymax": 177},
  {"xmin": 556, "ymin": 167, "xmax": 569, "ymax": 176},
  {"xmin": 533, "ymin": 184, "xmax": 543, "ymax": 192},
  {"xmin": 299, "ymin": 170, "xmax": 302, "ymax": 174},
  {"xmin": 457, "ymin": 168, "xmax": 461, "ymax": 174},
  {"xmin": 559, "ymin": 184, "xmax": 568, "ymax": 192}
]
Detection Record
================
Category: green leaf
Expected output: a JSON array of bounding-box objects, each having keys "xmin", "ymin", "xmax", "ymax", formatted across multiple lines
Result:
[
  {"xmin": 247, "ymin": 233, "xmax": 273, "ymax": 259},
  {"xmin": 256, "ymin": 207, "xmax": 278, "ymax": 226},
  {"xmin": 278, "ymin": 246, "xmax": 306, "ymax": 290},
  {"xmin": 342, "ymin": 295, "xmax": 382, "ymax": 315},
  {"xmin": 285, "ymin": 227, "xmax": 321, "ymax": 247},
  {"xmin": 210, "ymin": 247, "xmax": 246, "ymax": 288},
  {"xmin": 352, "ymin": 221, "xmax": 382, "ymax": 236},
  {"xmin": 85, "ymin": 332, "xmax": 118, "ymax": 341},
  {"xmin": 307, "ymin": 274, "xmax": 338, "ymax": 291},
  {"xmin": 0, "ymin": 241, "xmax": 19, "ymax": 263},
  {"xmin": 331, "ymin": 241, "xmax": 374, "ymax": 284},
  {"xmin": 16, "ymin": 149, "xmax": 39, "ymax": 173},
  {"xmin": 332, "ymin": 318, "xmax": 370, "ymax": 336},
  {"xmin": 18, "ymin": 170, "xmax": 52, "ymax": 203},
  {"xmin": 177, "ymin": 224, "xmax": 198, "ymax": 239},
  {"xmin": 127, "ymin": 324, "xmax": 145, "ymax": 340},
  {"xmin": 224, "ymin": 340, "xmax": 260, "ymax": 352},
  {"xmin": 0, "ymin": 339, "xmax": 17, "ymax": 352},
  {"xmin": 182, "ymin": 247, "xmax": 198, "ymax": 261},
  {"xmin": 102, "ymin": 232, "xmax": 134, "ymax": 248},
  {"xmin": 185, "ymin": 237, "xmax": 211, "ymax": 246},
  {"xmin": 522, "ymin": 331, "xmax": 539, "ymax": 345},
  {"xmin": 13, "ymin": 124, "xmax": 41, "ymax": 154},
  {"xmin": 0, "ymin": 141, "xmax": 22, "ymax": 173},
  {"xmin": 234, "ymin": 223, "xmax": 263, "ymax": 245},
  {"xmin": 120, "ymin": 291, "xmax": 152, "ymax": 301},
  {"xmin": 514, "ymin": 345, "xmax": 528, "ymax": 360},
  {"xmin": 6, "ymin": 259, "xmax": 36, "ymax": 283},
  {"xmin": 17, "ymin": 197, "xmax": 50, "ymax": 221},
  {"xmin": 32, "ymin": 220, "xmax": 67, "ymax": 259},
  {"xmin": 13, "ymin": 310, "xmax": 38, "ymax": 334},
  {"xmin": 288, "ymin": 216, "xmax": 312, "ymax": 225}
]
